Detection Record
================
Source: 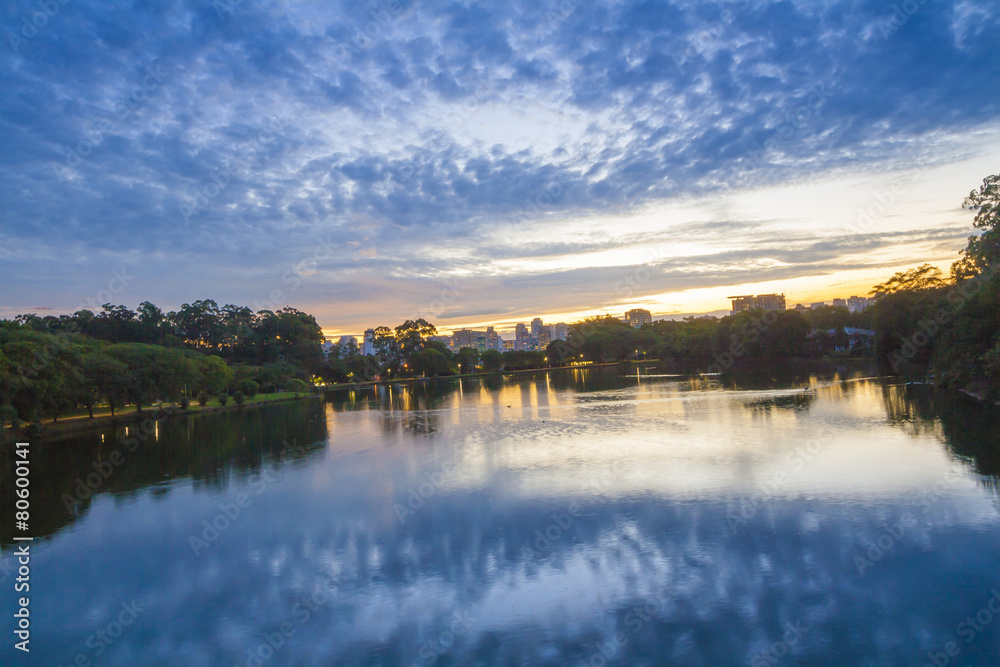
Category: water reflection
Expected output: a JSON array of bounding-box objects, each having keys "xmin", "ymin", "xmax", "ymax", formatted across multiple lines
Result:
[
  {"xmin": 2, "ymin": 367, "xmax": 999, "ymax": 666},
  {"xmin": 0, "ymin": 400, "xmax": 328, "ymax": 549}
]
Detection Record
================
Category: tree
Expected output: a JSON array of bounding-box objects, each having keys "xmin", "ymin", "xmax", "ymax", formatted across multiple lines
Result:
[
  {"xmin": 258, "ymin": 362, "xmax": 296, "ymax": 393},
  {"xmin": 285, "ymin": 378, "xmax": 308, "ymax": 394},
  {"xmin": 106, "ymin": 343, "xmax": 199, "ymax": 410},
  {"xmin": 804, "ymin": 305, "xmax": 851, "ymax": 332},
  {"xmin": 371, "ymin": 326, "xmax": 399, "ymax": 367},
  {"xmin": 81, "ymin": 352, "xmax": 128, "ymax": 417},
  {"xmin": 395, "ymin": 319, "xmax": 437, "ymax": 358},
  {"xmin": 871, "ymin": 264, "xmax": 947, "ymax": 297},
  {"xmin": 172, "ymin": 299, "xmax": 222, "ymax": 349},
  {"xmin": 952, "ymin": 173, "xmax": 1000, "ymax": 279},
  {"xmin": 196, "ymin": 355, "xmax": 234, "ymax": 396},
  {"xmin": 232, "ymin": 379, "xmax": 259, "ymax": 399},
  {"xmin": 455, "ymin": 347, "xmax": 479, "ymax": 374},
  {"xmin": 136, "ymin": 301, "xmax": 165, "ymax": 343},
  {"xmin": 408, "ymin": 348, "xmax": 454, "ymax": 377},
  {"xmin": 481, "ymin": 349, "xmax": 503, "ymax": 372}
]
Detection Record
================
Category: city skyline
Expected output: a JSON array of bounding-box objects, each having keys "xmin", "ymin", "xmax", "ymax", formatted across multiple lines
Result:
[{"xmin": 325, "ymin": 292, "xmax": 873, "ymax": 342}]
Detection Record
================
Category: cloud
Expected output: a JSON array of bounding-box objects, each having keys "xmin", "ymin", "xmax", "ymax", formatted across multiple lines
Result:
[{"xmin": 1, "ymin": 0, "xmax": 997, "ymax": 328}]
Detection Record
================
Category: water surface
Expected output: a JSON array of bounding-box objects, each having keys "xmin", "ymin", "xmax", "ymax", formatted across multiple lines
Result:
[{"xmin": 3, "ymin": 366, "xmax": 1000, "ymax": 666}]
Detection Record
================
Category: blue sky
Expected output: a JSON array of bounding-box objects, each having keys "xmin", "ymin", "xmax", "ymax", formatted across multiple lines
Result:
[{"xmin": 1, "ymin": 0, "xmax": 998, "ymax": 335}]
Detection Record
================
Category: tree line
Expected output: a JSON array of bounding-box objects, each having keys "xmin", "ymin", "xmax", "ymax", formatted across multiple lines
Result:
[{"xmin": 1, "ymin": 302, "xmax": 323, "ymax": 425}]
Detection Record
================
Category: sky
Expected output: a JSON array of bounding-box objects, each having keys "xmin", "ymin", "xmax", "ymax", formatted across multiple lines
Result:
[{"xmin": 1, "ymin": 0, "xmax": 998, "ymax": 338}]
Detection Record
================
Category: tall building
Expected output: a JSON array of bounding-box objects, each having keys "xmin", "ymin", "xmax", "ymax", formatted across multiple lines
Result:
[
  {"xmin": 847, "ymin": 296, "xmax": 872, "ymax": 313},
  {"xmin": 538, "ymin": 327, "xmax": 551, "ymax": 348},
  {"xmin": 515, "ymin": 323, "xmax": 529, "ymax": 351},
  {"xmin": 486, "ymin": 326, "xmax": 501, "ymax": 351},
  {"xmin": 503, "ymin": 339, "xmax": 515, "ymax": 351},
  {"xmin": 363, "ymin": 329, "xmax": 375, "ymax": 355},
  {"xmin": 453, "ymin": 329, "xmax": 474, "ymax": 349},
  {"xmin": 728, "ymin": 294, "xmax": 786, "ymax": 315},
  {"xmin": 832, "ymin": 298, "xmax": 847, "ymax": 308},
  {"xmin": 338, "ymin": 335, "xmax": 357, "ymax": 347},
  {"xmin": 531, "ymin": 317, "xmax": 543, "ymax": 339},
  {"xmin": 810, "ymin": 302, "xmax": 826, "ymax": 310},
  {"xmin": 624, "ymin": 308, "xmax": 652, "ymax": 328},
  {"xmin": 552, "ymin": 323, "xmax": 569, "ymax": 341}
]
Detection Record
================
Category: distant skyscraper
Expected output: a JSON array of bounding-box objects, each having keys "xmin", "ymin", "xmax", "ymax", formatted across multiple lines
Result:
[
  {"xmin": 515, "ymin": 323, "xmax": 528, "ymax": 351},
  {"xmin": 624, "ymin": 309, "xmax": 652, "ymax": 328},
  {"xmin": 338, "ymin": 335, "xmax": 357, "ymax": 347},
  {"xmin": 832, "ymin": 298, "xmax": 847, "ymax": 308},
  {"xmin": 486, "ymin": 326, "xmax": 501, "ymax": 351},
  {"xmin": 553, "ymin": 323, "xmax": 569, "ymax": 341},
  {"xmin": 728, "ymin": 294, "xmax": 786, "ymax": 315},
  {"xmin": 363, "ymin": 329, "xmax": 375, "ymax": 355},
  {"xmin": 810, "ymin": 302, "xmax": 826, "ymax": 310},
  {"xmin": 531, "ymin": 317, "xmax": 543, "ymax": 338}
]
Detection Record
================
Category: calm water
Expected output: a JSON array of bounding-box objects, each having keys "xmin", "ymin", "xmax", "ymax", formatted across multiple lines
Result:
[{"xmin": 3, "ymin": 365, "xmax": 1000, "ymax": 666}]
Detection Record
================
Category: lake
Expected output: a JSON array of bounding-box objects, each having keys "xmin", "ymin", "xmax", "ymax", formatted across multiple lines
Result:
[{"xmin": 3, "ymin": 364, "xmax": 1000, "ymax": 666}]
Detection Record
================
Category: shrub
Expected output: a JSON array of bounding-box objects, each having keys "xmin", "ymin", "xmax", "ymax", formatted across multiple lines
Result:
[
  {"xmin": 179, "ymin": 396, "xmax": 190, "ymax": 410},
  {"xmin": 218, "ymin": 393, "xmax": 229, "ymax": 406},
  {"xmin": 197, "ymin": 390, "xmax": 209, "ymax": 406},
  {"xmin": 234, "ymin": 379, "xmax": 259, "ymax": 399},
  {"xmin": 285, "ymin": 378, "xmax": 308, "ymax": 394},
  {"xmin": 233, "ymin": 391, "xmax": 245, "ymax": 406}
]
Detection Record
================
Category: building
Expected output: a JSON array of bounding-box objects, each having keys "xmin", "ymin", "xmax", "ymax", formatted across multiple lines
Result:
[
  {"xmin": 515, "ymin": 323, "xmax": 528, "ymax": 351},
  {"xmin": 728, "ymin": 294, "xmax": 787, "ymax": 315},
  {"xmin": 538, "ymin": 327, "xmax": 551, "ymax": 348},
  {"xmin": 847, "ymin": 296, "xmax": 872, "ymax": 313},
  {"xmin": 503, "ymin": 339, "xmax": 515, "ymax": 351},
  {"xmin": 552, "ymin": 322, "xmax": 569, "ymax": 341},
  {"xmin": 453, "ymin": 329, "xmax": 474, "ymax": 349},
  {"xmin": 810, "ymin": 302, "xmax": 826, "ymax": 310},
  {"xmin": 531, "ymin": 317, "xmax": 543, "ymax": 339},
  {"xmin": 794, "ymin": 304, "xmax": 808, "ymax": 312},
  {"xmin": 624, "ymin": 308, "xmax": 652, "ymax": 328},
  {"xmin": 486, "ymin": 327, "xmax": 501, "ymax": 351},
  {"xmin": 363, "ymin": 329, "xmax": 375, "ymax": 355},
  {"xmin": 338, "ymin": 335, "xmax": 357, "ymax": 347},
  {"xmin": 832, "ymin": 298, "xmax": 847, "ymax": 308}
]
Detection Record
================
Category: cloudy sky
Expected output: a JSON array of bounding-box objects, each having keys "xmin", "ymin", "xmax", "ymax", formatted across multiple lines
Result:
[{"xmin": 1, "ymin": 0, "xmax": 998, "ymax": 336}]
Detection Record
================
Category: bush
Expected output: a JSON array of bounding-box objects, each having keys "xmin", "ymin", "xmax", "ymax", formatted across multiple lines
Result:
[
  {"xmin": 233, "ymin": 391, "xmax": 245, "ymax": 406},
  {"xmin": 218, "ymin": 393, "xmax": 229, "ymax": 406},
  {"xmin": 234, "ymin": 379, "xmax": 259, "ymax": 399},
  {"xmin": 197, "ymin": 390, "xmax": 209, "ymax": 406},
  {"xmin": 285, "ymin": 378, "xmax": 308, "ymax": 393},
  {"xmin": 179, "ymin": 396, "xmax": 190, "ymax": 410}
]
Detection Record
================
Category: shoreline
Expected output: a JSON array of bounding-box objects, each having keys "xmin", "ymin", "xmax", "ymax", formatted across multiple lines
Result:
[
  {"xmin": 7, "ymin": 358, "xmax": 994, "ymax": 443},
  {"xmin": 3, "ymin": 393, "xmax": 318, "ymax": 442}
]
